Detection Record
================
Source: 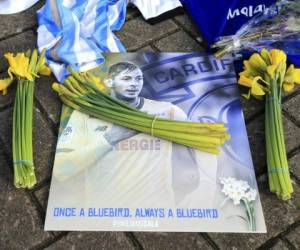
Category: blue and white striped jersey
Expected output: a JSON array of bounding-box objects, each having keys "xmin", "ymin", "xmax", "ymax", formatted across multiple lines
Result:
[{"xmin": 37, "ymin": 0, "xmax": 182, "ymax": 82}]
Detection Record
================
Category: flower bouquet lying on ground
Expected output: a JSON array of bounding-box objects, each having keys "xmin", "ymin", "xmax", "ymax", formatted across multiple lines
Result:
[
  {"xmin": 238, "ymin": 48, "xmax": 300, "ymax": 200},
  {"xmin": 0, "ymin": 49, "xmax": 51, "ymax": 188},
  {"xmin": 52, "ymin": 68, "xmax": 230, "ymax": 154},
  {"xmin": 212, "ymin": 0, "xmax": 300, "ymax": 58}
]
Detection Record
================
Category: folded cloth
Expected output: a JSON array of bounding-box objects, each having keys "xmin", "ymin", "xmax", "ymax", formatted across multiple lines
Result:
[
  {"xmin": 130, "ymin": 0, "xmax": 182, "ymax": 24},
  {"xmin": 37, "ymin": 0, "xmax": 182, "ymax": 82}
]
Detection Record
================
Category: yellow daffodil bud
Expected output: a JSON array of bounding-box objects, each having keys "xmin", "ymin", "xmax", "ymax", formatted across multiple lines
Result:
[
  {"xmin": 249, "ymin": 53, "xmax": 267, "ymax": 72},
  {"xmin": 52, "ymin": 83, "xmax": 63, "ymax": 95},
  {"xmin": 283, "ymin": 81, "xmax": 294, "ymax": 92},
  {"xmin": 0, "ymin": 77, "xmax": 13, "ymax": 95},
  {"xmin": 243, "ymin": 60, "xmax": 261, "ymax": 77},
  {"xmin": 29, "ymin": 49, "xmax": 38, "ymax": 72},
  {"xmin": 39, "ymin": 64, "xmax": 52, "ymax": 76},
  {"xmin": 260, "ymin": 49, "xmax": 271, "ymax": 65},
  {"xmin": 84, "ymin": 72, "xmax": 106, "ymax": 91},
  {"xmin": 270, "ymin": 49, "xmax": 287, "ymax": 66},
  {"xmin": 282, "ymin": 64, "xmax": 300, "ymax": 92},
  {"xmin": 36, "ymin": 53, "xmax": 51, "ymax": 76},
  {"xmin": 265, "ymin": 50, "xmax": 287, "ymax": 80}
]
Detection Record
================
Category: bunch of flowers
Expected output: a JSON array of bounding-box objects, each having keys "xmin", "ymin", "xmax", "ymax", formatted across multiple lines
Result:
[
  {"xmin": 0, "ymin": 49, "xmax": 51, "ymax": 188},
  {"xmin": 52, "ymin": 68, "xmax": 230, "ymax": 154},
  {"xmin": 220, "ymin": 177, "xmax": 257, "ymax": 231},
  {"xmin": 238, "ymin": 49, "xmax": 300, "ymax": 200},
  {"xmin": 212, "ymin": 1, "xmax": 300, "ymax": 58}
]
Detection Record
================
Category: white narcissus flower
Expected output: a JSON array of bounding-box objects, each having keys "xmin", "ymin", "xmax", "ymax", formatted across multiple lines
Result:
[
  {"xmin": 244, "ymin": 188, "xmax": 257, "ymax": 202},
  {"xmin": 239, "ymin": 180, "xmax": 250, "ymax": 191},
  {"xmin": 220, "ymin": 177, "xmax": 257, "ymax": 205},
  {"xmin": 220, "ymin": 177, "xmax": 236, "ymax": 186}
]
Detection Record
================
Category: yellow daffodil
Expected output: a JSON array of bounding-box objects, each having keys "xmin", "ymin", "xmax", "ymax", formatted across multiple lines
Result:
[
  {"xmin": 37, "ymin": 57, "xmax": 51, "ymax": 76},
  {"xmin": 0, "ymin": 50, "xmax": 51, "ymax": 95},
  {"xmin": 0, "ymin": 77, "xmax": 13, "ymax": 95},
  {"xmin": 238, "ymin": 75, "xmax": 266, "ymax": 99},
  {"xmin": 4, "ymin": 53, "xmax": 33, "ymax": 81},
  {"xmin": 39, "ymin": 64, "xmax": 51, "ymax": 76},
  {"xmin": 269, "ymin": 49, "xmax": 287, "ymax": 66},
  {"xmin": 283, "ymin": 64, "xmax": 300, "ymax": 92},
  {"xmin": 242, "ymin": 60, "xmax": 262, "ymax": 77},
  {"xmin": 267, "ymin": 49, "xmax": 287, "ymax": 80}
]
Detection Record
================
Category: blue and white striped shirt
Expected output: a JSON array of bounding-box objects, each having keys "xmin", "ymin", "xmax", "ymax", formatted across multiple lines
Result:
[{"xmin": 37, "ymin": 0, "xmax": 182, "ymax": 82}]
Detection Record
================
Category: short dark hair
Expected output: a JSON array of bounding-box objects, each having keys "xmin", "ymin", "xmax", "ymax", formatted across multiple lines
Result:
[{"xmin": 108, "ymin": 62, "xmax": 141, "ymax": 79}]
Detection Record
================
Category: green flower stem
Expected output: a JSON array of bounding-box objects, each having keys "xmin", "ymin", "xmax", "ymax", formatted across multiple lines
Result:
[
  {"xmin": 71, "ymin": 96, "xmax": 223, "ymax": 147},
  {"xmin": 273, "ymin": 85, "xmax": 291, "ymax": 197},
  {"xmin": 242, "ymin": 199, "xmax": 256, "ymax": 231},
  {"xmin": 265, "ymin": 102, "xmax": 277, "ymax": 192},
  {"xmin": 53, "ymin": 72, "xmax": 230, "ymax": 154},
  {"xmin": 11, "ymin": 50, "xmax": 41, "ymax": 188},
  {"xmin": 276, "ymin": 102, "xmax": 293, "ymax": 194},
  {"xmin": 265, "ymin": 78, "xmax": 293, "ymax": 200},
  {"xmin": 249, "ymin": 203, "xmax": 256, "ymax": 231},
  {"xmin": 60, "ymin": 82, "xmax": 227, "ymax": 132},
  {"xmin": 66, "ymin": 90, "xmax": 226, "ymax": 141},
  {"xmin": 12, "ymin": 79, "xmax": 36, "ymax": 188},
  {"xmin": 68, "ymin": 96, "xmax": 225, "ymax": 144},
  {"xmin": 268, "ymin": 93, "xmax": 287, "ymax": 197}
]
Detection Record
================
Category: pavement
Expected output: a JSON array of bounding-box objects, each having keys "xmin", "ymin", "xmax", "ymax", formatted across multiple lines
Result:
[{"xmin": 0, "ymin": 2, "xmax": 300, "ymax": 250}]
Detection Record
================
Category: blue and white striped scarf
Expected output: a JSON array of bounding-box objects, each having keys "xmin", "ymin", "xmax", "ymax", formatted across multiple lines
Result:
[{"xmin": 37, "ymin": 0, "xmax": 182, "ymax": 82}]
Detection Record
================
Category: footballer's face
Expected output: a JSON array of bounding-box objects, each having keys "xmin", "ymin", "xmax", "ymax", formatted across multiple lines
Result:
[{"xmin": 111, "ymin": 68, "xmax": 143, "ymax": 100}]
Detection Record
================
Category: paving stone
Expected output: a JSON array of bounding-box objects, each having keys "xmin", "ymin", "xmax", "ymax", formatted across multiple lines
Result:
[
  {"xmin": 283, "ymin": 92, "xmax": 300, "ymax": 125},
  {"xmin": 45, "ymin": 232, "xmax": 134, "ymax": 250},
  {"xmin": 117, "ymin": 17, "xmax": 178, "ymax": 51},
  {"xmin": 284, "ymin": 225, "xmax": 300, "ymax": 249},
  {"xmin": 239, "ymin": 96, "xmax": 264, "ymax": 122},
  {"xmin": 246, "ymin": 114, "xmax": 300, "ymax": 175},
  {"xmin": 281, "ymin": 115, "xmax": 300, "ymax": 153},
  {"xmin": 208, "ymin": 180, "xmax": 300, "ymax": 249},
  {"xmin": 1, "ymin": 1, "xmax": 300, "ymax": 247},
  {"xmin": 134, "ymin": 232, "xmax": 213, "ymax": 250},
  {"xmin": 0, "ymin": 151, "xmax": 52, "ymax": 250},
  {"xmin": 0, "ymin": 107, "xmax": 57, "ymax": 184},
  {"xmin": 154, "ymin": 30, "xmax": 204, "ymax": 52},
  {"xmin": 289, "ymin": 152, "xmax": 300, "ymax": 180},
  {"xmin": 35, "ymin": 75, "xmax": 62, "ymax": 125},
  {"xmin": 269, "ymin": 239, "xmax": 291, "ymax": 250},
  {"xmin": 0, "ymin": 1, "xmax": 43, "ymax": 40},
  {"xmin": 0, "ymin": 30, "xmax": 37, "ymax": 73},
  {"xmin": 174, "ymin": 14, "xmax": 203, "ymax": 42},
  {"xmin": 137, "ymin": 46, "xmax": 156, "ymax": 52},
  {"xmin": 34, "ymin": 184, "xmax": 51, "ymax": 211}
]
